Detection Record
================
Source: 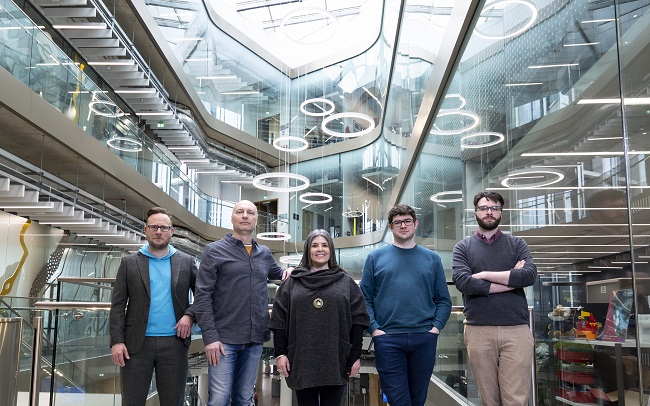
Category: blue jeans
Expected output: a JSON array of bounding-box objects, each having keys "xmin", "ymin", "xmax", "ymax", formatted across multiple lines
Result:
[
  {"xmin": 372, "ymin": 332, "xmax": 439, "ymax": 406},
  {"xmin": 207, "ymin": 343, "xmax": 263, "ymax": 406}
]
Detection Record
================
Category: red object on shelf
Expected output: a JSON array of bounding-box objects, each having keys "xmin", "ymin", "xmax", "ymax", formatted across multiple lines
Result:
[
  {"xmin": 557, "ymin": 370, "xmax": 595, "ymax": 385},
  {"xmin": 557, "ymin": 387, "xmax": 597, "ymax": 403},
  {"xmin": 556, "ymin": 348, "xmax": 594, "ymax": 362}
]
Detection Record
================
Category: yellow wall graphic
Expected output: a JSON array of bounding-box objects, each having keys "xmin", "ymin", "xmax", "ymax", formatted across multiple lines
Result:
[{"xmin": 1, "ymin": 220, "xmax": 30, "ymax": 296}]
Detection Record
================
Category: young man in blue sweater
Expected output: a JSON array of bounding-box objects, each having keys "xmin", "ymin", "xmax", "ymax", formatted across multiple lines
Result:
[
  {"xmin": 360, "ymin": 203, "xmax": 452, "ymax": 406},
  {"xmin": 452, "ymin": 191, "xmax": 537, "ymax": 406}
]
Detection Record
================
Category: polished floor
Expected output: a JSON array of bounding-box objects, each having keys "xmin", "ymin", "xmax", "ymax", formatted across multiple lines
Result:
[{"xmin": 257, "ymin": 365, "xmax": 281, "ymax": 406}]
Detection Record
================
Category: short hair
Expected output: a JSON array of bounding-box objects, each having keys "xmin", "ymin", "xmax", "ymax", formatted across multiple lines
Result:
[
  {"xmin": 387, "ymin": 204, "xmax": 416, "ymax": 224},
  {"xmin": 298, "ymin": 229, "xmax": 339, "ymax": 270},
  {"xmin": 473, "ymin": 192, "xmax": 504, "ymax": 208},
  {"xmin": 146, "ymin": 207, "xmax": 173, "ymax": 224}
]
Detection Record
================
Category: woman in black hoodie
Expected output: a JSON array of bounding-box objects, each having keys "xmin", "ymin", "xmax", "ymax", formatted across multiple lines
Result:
[{"xmin": 269, "ymin": 229, "xmax": 370, "ymax": 406}]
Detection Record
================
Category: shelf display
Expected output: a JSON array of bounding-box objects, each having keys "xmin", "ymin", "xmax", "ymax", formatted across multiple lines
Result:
[{"xmin": 554, "ymin": 342, "xmax": 596, "ymax": 404}]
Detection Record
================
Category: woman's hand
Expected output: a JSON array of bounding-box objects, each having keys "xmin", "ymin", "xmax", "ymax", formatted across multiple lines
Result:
[
  {"xmin": 348, "ymin": 359, "xmax": 361, "ymax": 377},
  {"xmin": 276, "ymin": 355, "xmax": 291, "ymax": 378}
]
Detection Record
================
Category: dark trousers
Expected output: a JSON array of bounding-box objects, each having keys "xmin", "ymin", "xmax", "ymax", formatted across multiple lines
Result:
[
  {"xmin": 121, "ymin": 336, "xmax": 189, "ymax": 406},
  {"xmin": 373, "ymin": 332, "xmax": 439, "ymax": 406},
  {"xmin": 295, "ymin": 384, "xmax": 347, "ymax": 406}
]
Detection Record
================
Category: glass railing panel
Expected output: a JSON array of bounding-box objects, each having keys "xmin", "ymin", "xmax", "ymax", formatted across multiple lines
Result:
[
  {"xmin": 38, "ymin": 278, "xmax": 117, "ymax": 404},
  {"xmin": 47, "ymin": 307, "xmax": 119, "ymax": 405},
  {"xmin": 0, "ymin": 0, "xmax": 241, "ymax": 226},
  {"xmin": 0, "ymin": 296, "xmax": 46, "ymax": 346},
  {"xmin": 56, "ymin": 278, "xmax": 116, "ymax": 303},
  {"xmin": 185, "ymin": 376, "xmax": 203, "ymax": 406},
  {"xmin": 0, "ymin": 298, "xmax": 61, "ymax": 403},
  {"xmin": 17, "ymin": 318, "xmax": 36, "ymax": 401},
  {"xmin": 433, "ymin": 309, "xmax": 478, "ymax": 404},
  {"xmin": 396, "ymin": 0, "xmax": 647, "ymax": 403}
]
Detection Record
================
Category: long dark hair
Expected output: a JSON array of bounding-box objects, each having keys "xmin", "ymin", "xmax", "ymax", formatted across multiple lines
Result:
[{"xmin": 298, "ymin": 229, "xmax": 339, "ymax": 270}]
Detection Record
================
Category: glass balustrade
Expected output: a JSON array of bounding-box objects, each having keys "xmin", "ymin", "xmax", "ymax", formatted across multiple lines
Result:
[
  {"xmin": 2, "ymin": 286, "xmax": 506, "ymax": 406},
  {"xmin": 0, "ymin": 0, "xmax": 242, "ymax": 230},
  {"xmin": 433, "ymin": 309, "xmax": 477, "ymax": 404}
]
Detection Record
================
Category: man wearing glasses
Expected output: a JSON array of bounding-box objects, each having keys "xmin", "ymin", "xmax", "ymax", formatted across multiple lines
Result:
[
  {"xmin": 110, "ymin": 207, "xmax": 197, "ymax": 406},
  {"xmin": 452, "ymin": 191, "xmax": 537, "ymax": 406},
  {"xmin": 360, "ymin": 203, "xmax": 451, "ymax": 406}
]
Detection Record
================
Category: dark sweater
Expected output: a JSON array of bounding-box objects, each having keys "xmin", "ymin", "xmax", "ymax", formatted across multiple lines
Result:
[
  {"xmin": 269, "ymin": 267, "xmax": 369, "ymax": 390},
  {"xmin": 452, "ymin": 233, "xmax": 537, "ymax": 326}
]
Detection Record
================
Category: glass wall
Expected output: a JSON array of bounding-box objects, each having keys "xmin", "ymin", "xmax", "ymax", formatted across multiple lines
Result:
[
  {"xmin": 3, "ymin": 0, "xmax": 650, "ymax": 402},
  {"xmin": 0, "ymin": 0, "xmax": 241, "ymax": 228},
  {"xmin": 396, "ymin": 0, "xmax": 650, "ymax": 403},
  {"xmin": 287, "ymin": 0, "xmax": 456, "ymax": 243}
]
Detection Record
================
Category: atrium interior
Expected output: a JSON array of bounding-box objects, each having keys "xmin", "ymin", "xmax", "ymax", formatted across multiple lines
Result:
[{"xmin": 1, "ymin": 0, "xmax": 650, "ymax": 404}]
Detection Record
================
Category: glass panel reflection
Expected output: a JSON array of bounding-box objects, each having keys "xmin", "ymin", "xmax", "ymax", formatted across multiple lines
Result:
[{"xmin": 397, "ymin": 0, "xmax": 650, "ymax": 404}]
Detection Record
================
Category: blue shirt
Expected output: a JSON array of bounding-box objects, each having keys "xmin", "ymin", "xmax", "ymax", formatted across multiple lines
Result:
[{"xmin": 141, "ymin": 244, "xmax": 178, "ymax": 336}]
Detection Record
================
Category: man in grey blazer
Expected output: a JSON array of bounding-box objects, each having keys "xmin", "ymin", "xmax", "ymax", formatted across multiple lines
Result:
[{"xmin": 110, "ymin": 207, "xmax": 197, "ymax": 406}]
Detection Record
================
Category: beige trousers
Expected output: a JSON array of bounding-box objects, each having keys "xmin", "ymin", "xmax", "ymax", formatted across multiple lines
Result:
[{"xmin": 464, "ymin": 324, "xmax": 534, "ymax": 406}]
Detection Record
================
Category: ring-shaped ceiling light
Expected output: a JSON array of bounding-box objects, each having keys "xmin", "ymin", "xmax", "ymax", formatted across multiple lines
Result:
[
  {"xmin": 279, "ymin": 8, "xmax": 339, "ymax": 45},
  {"xmin": 501, "ymin": 169, "xmax": 564, "ymax": 188},
  {"xmin": 280, "ymin": 255, "xmax": 302, "ymax": 265},
  {"xmin": 273, "ymin": 136, "xmax": 309, "ymax": 152},
  {"xmin": 440, "ymin": 94, "xmax": 467, "ymax": 111},
  {"xmin": 89, "ymin": 100, "xmax": 125, "ymax": 118},
  {"xmin": 300, "ymin": 98, "xmax": 336, "ymax": 117},
  {"xmin": 257, "ymin": 232, "xmax": 292, "ymax": 241},
  {"xmin": 474, "ymin": 0, "xmax": 538, "ymax": 40},
  {"xmin": 107, "ymin": 136, "xmax": 142, "ymax": 152},
  {"xmin": 430, "ymin": 191, "xmax": 463, "ymax": 203},
  {"xmin": 461, "ymin": 132, "xmax": 505, "ymax": 148},
  {"xmin": 253, "ymin": 172, "xmax": 310, "ymax": 192},
  {"xmin": 430, "ymin": 110, "xmax": 480, "ymax": 135},
  {"xmin": 342, "ymin": 210, "xmax": 363, "ymax": 218},
  {"xmin": 299, "ymin": 192, "xmax": 333, "ymax": 204},
  {"xmin": 322, "ymin": 112, "xmax": 376, "ymax": 138}
]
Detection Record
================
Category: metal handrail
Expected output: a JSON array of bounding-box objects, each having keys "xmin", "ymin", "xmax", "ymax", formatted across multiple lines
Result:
[
  {"xmin": 56, "ymin": 277, "xmax": 115, "ymax": 283},
  {"xmin": 34, "ymin": 301, "xmax": 111, "ymax": 310},
  {"xmin": 30, "ymin": 317, "xmax": 42, "ymax": 406},
  {"xmin": 56, "ymin": 278, "xmax": 116, "ymax": 291}
]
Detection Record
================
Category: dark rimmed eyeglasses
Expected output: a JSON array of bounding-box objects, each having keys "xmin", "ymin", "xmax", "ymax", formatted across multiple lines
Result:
[
  {"xmin": 146, "ymin": 225, "xmax": 173, "ymax": 232},
  {"xmin": 391, "ymin": 219, "xmax": 415, "ymax": 227},
  {"xmin": 476, "ymin": 206, "xmax": 502, "ymax": 213}
]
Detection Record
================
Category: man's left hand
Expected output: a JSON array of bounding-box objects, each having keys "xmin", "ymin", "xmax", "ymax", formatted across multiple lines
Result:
[
  {"xmin": 175, "ymin": 315, "xmax": 194, "ymax": 338},
  {"xmin": 429, "ymin": 326, "xmax": 440, "ymax": 334},
  {"xmin": 281, "ymin": 267, "xmax": 294, "ymax": 281}
]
